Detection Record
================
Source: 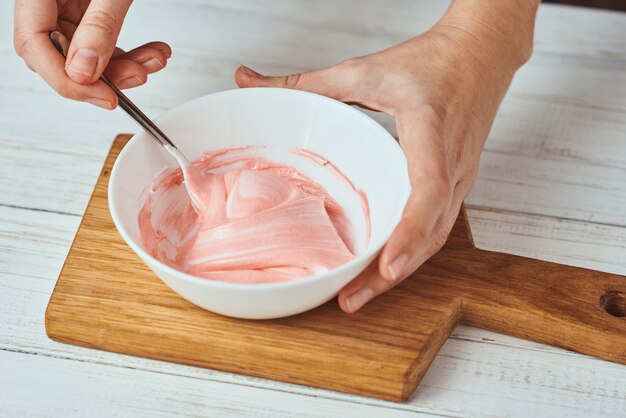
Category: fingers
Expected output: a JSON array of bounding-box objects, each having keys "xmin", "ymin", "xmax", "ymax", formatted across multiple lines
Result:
[
  {"xmin": 13, "ymin": 0, "xmax": 57, "ymax": 76},
  {"xmin": 141, "ymin": 41, "xmax": 173, "ymax": 61},
  {"xmin": 112, "ymin": 47, "xmax": 126, "ymax": 58},
  {"xmin": 339, "ymin": 186, "xmax": 466, "ymax": 313},
  {"xmin": 14, "ymin": 0, "xmax": 121, "ymax": 107},
  {"xmin": 338, "ymin": 110, "xmax": 473, "ymax": 313},
  {"xmin": 104, "ymin": 60, "xmax": 147, "ymax": 89},
  {"xmin": 120, "ymin": 43, "xmax": 170, "ymax": 73},
  {"xmin": 104, "ymin": 43, "xmax": 171, "ymax": 90},
  {"xmin": 234, "ymin": 59, "xmax": 374, "ymax": 105},
  {"xmin": 17, "ymin": 33, "xmax": 169, "ymax": 106},
  {"xmin": 383, "ymin": 192, "xmax": 445, "ymax": 275},
  {"xmin": 14, "ymin": 0, "xmax": 57, "ymax": 50},
  {"xmin": 14, "ymin": 0, "xmax": 170, "ymax": 107},
  {"xmin": 338, "ymin": 260, "xmax": 382, "ymax": 313},
  {"xmin": 65, "ymin": 0, "xmax": 133, "ymax": 84},
  {"xmin": 18, "ymin": 32, "xmax": 118, "ymax": 109},
  {"xmin": 377, "ymin": 118, "xmax": 451, "ymax": 281}
]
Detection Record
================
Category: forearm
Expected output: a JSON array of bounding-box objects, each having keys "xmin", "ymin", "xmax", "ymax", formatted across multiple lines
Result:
[{"xmin": 433, "ymin": 0, "xmax": 540, "ymax": 74}]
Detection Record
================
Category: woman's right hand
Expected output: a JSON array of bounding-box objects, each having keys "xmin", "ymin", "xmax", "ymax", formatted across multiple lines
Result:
[{"xmin": 14, "ymin": 0, "xmax": 171, "ymax": 109}]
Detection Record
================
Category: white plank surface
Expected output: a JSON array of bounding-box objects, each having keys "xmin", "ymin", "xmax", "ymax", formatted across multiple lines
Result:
[{"xmin": 1, "ymin": 1, "xmax": 626, "ymax": 417}]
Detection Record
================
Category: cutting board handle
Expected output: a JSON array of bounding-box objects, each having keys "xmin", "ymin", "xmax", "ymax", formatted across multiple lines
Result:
[
  {"xmin": 419, "ymin": 207, "xmax": 626, "ymax": 364},
  {"xmin": 46, "ymin": 137, "xmax": 626, "ymax": 403}
]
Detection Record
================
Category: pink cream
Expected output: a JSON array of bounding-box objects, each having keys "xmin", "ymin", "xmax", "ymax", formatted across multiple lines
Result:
[{"xmin": 138, "ymin": 147, "xmax": 370, "ymax": 284}]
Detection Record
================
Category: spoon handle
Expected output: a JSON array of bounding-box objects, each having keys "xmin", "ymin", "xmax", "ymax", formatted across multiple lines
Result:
[
  {"xmin": 49, "ymin": 31, "xmax": 189, "ymax": 165},
  {"xmin": 99, "ymin": 75, "xmax": 176, "ymax": 149}
]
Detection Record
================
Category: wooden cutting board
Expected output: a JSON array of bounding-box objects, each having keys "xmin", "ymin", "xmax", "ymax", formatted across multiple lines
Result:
[{"xmin": 46, "ymin": 135, "xmax": 626, "ymax": 402}]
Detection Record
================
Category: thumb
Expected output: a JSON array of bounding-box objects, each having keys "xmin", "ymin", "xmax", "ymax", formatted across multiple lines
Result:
[
  {"xmin": 66, "ymin": 0, "xmax": 132, "ymax": 84},
  {"xmin": 235, "ymin": 62, "xmax": 363, "ymax": 103}
]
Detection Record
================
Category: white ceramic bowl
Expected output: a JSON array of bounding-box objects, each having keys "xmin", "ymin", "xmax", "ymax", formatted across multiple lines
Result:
[{"xmin": 109, "ymin": 88, "xmax": 410, "ymax": 319}]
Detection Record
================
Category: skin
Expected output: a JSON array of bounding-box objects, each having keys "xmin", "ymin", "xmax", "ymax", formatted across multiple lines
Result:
[
  {"xmin": 13, "ymin": 0, "xmax": 171, "ymax": 109},
  {"xmin": 14, "ymin": 0, "xmax": 540, "ymax": 313}
]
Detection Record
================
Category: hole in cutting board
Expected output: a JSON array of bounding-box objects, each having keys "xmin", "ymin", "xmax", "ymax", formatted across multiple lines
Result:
[{"xmin": 600, "ymin": 291, "xmax": 626, "ymax": 317}]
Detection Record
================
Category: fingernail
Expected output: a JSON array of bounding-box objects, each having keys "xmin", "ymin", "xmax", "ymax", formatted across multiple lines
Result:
[
  {"xmin": 388, "ymin": 253, "xmax": 409, "ymax": 281},
  {"xmin": 85, "ymin": 98, "xmax": 113, "ymax": 110},
  {"xmin": 68, "ymin": 48, "xmax": 98, "ymax": 78},
  {"xmin": 141, "ymin": 57, "xmax": 165, "ymax": 72},
  {"xmin": 346, "ymin": 287, "xmax": 374, "ymax": 313},
  {"xmin": 160, "ymin": 47, "xmax": 172, "ymax": 58},
  {"xmin": 117, "ymin": 75, "xmax": 143, "ymax": 89},
  {"xmin": 240, "ymin": 65, "xmax": 263, "ymax": 77}
]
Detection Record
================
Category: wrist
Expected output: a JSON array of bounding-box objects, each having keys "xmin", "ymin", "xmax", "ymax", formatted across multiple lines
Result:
[{"xmin": 431, "ymin": 0, "xmax": 539, "ymax": 75}]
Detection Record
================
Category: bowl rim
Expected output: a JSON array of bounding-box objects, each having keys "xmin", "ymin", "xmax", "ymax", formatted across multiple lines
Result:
[{"xmin": 108, "ymin": 87, "xmax": 410, "ymax": 290}]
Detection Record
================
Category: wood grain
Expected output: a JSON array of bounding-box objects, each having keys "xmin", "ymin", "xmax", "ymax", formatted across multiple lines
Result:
[{"xmin": 46, "ymin": 135, "xmax": 626, "ymax": 402}]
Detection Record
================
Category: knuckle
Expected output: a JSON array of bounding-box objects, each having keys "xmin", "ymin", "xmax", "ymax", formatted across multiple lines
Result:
[
  {"xmin": 435, "ymin": 222, "xmax": 453, "ymax": 250},
  {"xmin": 82, "ymin": 10, "xmax": 118, "ymax": 36},
  {"xmin": 409, "ymin": 226, "xmax": 427, "ymax": 244},
  {"xmin": 55, "ymin": 83, "xmax": 75, "ymax": 99},
  {"xmin": 284, "ymin": 72, "xmax": 302, "ymax": 88},
  {"xmin": 432, "ymin": 229, "xmax": 450, "ymax": 254},
  {"xmin": 464, "ymin": 164, "xmax": 479, "ymax": 185},
  {"xmin": 138, "ymin": 71, "xmax": 148, "ymax": 84},
  {"xmin": 453, "ymin": 140, "xmax": 466, "ymax": 167},
  {"xmin": 454, "ymin": 164, "xmax": 479, "ymax": 196},
  {"xmin": 431, "ymin": 172, "xmax": 453, "ymax": 200},
  {"xmin": 401, "ymin": 213, "xmax": 427, "ymax": 244},
  {"xmin": 13, "ymin": 32, "xmax": 30, "ymax": 58},
  {"xmin": 419, "ymin": 102, "xmax": 449, "ymax": 125},
  {"xmin": 430, "ymin": 217, "xmax": 453, "ymax": 255},
  {"xmin": 339, "ymin": 56, "xmax": 380, "ymax": 89},
  {"xmin": 387, "ymin": 278, "xmax": 404, "ymax": 290},
  {"xmin": 340, "ymin": 56, "xmax": 368, "ymax": 75}
]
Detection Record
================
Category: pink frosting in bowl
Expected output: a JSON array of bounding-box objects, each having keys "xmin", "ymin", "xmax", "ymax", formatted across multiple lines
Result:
[
  {"xmin": 138, "ymin": 147, "xmax": 370, "ymax": 284},
  {"xmin": 108, "ymin": 88, "xmax": 410, "ymax": 319}
]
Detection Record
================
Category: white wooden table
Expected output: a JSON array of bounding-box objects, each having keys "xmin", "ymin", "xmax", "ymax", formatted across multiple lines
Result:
[{"xmin": 2, "ymin": 1, "xmax": 626, "ymax": 416}]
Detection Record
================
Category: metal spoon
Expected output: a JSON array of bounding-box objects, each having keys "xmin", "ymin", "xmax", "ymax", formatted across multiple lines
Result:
[{"xmin": 50, "ymin": 31, "xmax": 202, "ymax": 210}]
